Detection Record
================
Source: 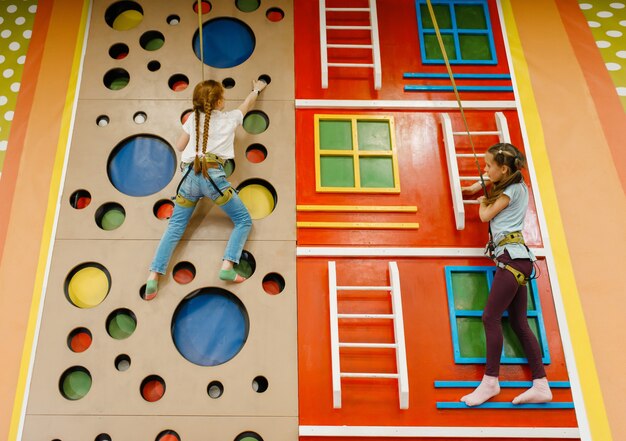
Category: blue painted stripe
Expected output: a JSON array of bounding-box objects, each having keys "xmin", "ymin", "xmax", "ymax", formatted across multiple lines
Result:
[
  {"xmin": 437, "ymin": 402, "xmax": 575, "ymax": 409},
  {"xmin": 403, "ymin": 73, "xmax": 511, "ymax": 80},
  {"xmin": 434, "ymin": 380, "xmax": 571, "ymax": 388},
  {"xmin": 404, "ymin": 85, "xmax": 513, "ymax": 92}
]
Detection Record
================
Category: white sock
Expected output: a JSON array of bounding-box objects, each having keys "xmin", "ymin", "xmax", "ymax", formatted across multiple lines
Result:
[
  {"xmin": 461, "ymin": 375, "xmax": 500, "ymax": 407},
  {"xmin": 512, "ymin": 377, "xmax": 552, "ymax": 404}
]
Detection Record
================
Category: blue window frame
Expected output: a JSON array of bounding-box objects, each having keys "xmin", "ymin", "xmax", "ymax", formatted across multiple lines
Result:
[
  {"xmin": 415, "ymin": 0, "xmax": 497, "ymax": 65},
  {"xmin": 444, "ymin": 266, "xmax": 550, "ymax": 364}
]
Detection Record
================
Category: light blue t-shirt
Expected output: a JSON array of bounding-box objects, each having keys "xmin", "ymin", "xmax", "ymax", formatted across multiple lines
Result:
[{"xmin": 490, "ymin": 182, "xmax": 536, "ymax": 261}]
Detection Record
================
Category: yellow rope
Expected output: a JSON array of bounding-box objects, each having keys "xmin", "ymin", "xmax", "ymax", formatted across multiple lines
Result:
[
  {"xmin": 425, "ymin": 0, "xmax": 486, "ymax": 193},
  {"xmin": 197, "ymin": 0, "xmax": 204, "ymax": 81}
]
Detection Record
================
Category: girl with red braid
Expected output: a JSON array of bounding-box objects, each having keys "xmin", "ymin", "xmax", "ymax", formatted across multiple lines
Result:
[
  {"xmin": 460, "ymin": 143, "xmax": 552, "ymax": 406},
  {"xmin": 145, "ymin": 78, "xmax": 268, "ymax": 299}
]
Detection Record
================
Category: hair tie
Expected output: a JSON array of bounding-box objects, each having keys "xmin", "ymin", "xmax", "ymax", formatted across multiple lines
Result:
[{"xmin": 497, "ymin": 149, "xmax": 503, "ymax": 155}]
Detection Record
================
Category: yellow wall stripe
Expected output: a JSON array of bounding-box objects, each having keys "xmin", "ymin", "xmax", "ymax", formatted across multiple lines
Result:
[
  {"xmin": 501, "ymin": 1, "xmax": 612, "ymax": 440},
  {"xmin": 8, "ymin": 1, "xmax": 90, "ymax": 439}
]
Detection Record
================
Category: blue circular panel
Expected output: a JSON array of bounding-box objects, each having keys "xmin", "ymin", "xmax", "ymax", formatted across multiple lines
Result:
[
  {"xmin": 193, "ymin": 18, "xmax": 255, "ymax": 68},
  {"xmin": 107, "ymin": 135, "xmax": 176, "ymax": 197},
  {"xmin": 172, "ymin": 288, "xmax": 249, "ymax": 366}
]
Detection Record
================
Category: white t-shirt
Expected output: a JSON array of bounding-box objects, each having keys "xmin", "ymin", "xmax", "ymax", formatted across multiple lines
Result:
[{"xmin": 181, "ymin": 109, "xmax": 243, "ymax": 163}]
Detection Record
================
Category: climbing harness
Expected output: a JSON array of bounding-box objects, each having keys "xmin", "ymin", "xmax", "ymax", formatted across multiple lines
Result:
[
  {"xmin": 173, "ymin": 154, "xmax": 235, "ymax": 208},
  {"xmin": 484, "ymin": 229, "xmax": 540, "ymax": 286}
]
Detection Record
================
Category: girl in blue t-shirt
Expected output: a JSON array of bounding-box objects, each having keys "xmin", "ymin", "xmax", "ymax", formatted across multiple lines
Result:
[{"xmin": 460, "ymin": 143, "xmax": 552, "ymax": 406}]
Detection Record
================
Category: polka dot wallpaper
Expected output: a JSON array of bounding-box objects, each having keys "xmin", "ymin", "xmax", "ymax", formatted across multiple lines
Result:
[
  {"xmin": 578, "ymin": 1, "xmax": 626, "ymax": 109},
  {"xmin": 0, "ymin": 1, "xmax": 37, "ymax": 178}
]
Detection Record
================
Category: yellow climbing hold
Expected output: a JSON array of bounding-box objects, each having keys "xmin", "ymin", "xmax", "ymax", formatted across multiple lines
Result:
[
  {"xmin": 112, "ymin": 10, "xmax": 143, "ymax": 31},
  {"xmin": 238, "ymin": 184, "xmax": 275, "ymax": 219},
  {"xmin": 67, "ymin": 266, "xmax": 110, "ymax": 308}
]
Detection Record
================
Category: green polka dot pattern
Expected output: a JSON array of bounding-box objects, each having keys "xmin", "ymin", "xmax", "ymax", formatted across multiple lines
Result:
[
  {"xmin": 578, "ymin": 1, "xmax": 626, "ymax": 110},
  {"xmin": 0, "ymin": 1, "xmax": 37, "ymax": 177}
]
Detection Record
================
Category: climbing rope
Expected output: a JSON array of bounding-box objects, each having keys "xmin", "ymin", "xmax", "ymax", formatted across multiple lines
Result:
[
  {"xmin": 425, "ymin": 0, "xmax": 487, "ymax": 194},
  {"xmin": 197, "ymin": 0, "xmax": 205, "ymax": 81}
]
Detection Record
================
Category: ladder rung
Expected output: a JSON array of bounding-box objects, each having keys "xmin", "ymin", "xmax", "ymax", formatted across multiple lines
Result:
[
  {"xmin": 459, "ymin": 176, "xmax": 490, "ymax": 180},
  {"xmin": 456, "ymin": 153, "xmax": 485, "ymax": 158},
  {"xmin": 336, "ymin": 285, "xmax": 390, "ymax": 291},
  {"xmin": 339, "ymin": 342, "xmax": 397, "ymax": 349},
  {"xmin": 453, "ymin": 131, "xmax": 500, "ymax": 136},
  {"xmin": 327, "ymin": 44, "xmax": 373, "ymax": 49},
  {"xmin": 326, "ymin": 7, "xmax": 370, "ymax": 12},
  {"xmin": 327, "ymin": 25, "xmax": 372, "ymax": 30},
  {"xmin": 328, "ymin": 63, "xmax": 374, "ymax": 68},
  {"xmin": 463, "ymin": 200, "xmax": 480, "ymax": 205},
  {"xmin": 338, "ymin": 313, "xmax": 394, "ymax": 319},
  {"xmin": 341, "ymin": 372, "xmax": 399, "ymax": 379}
]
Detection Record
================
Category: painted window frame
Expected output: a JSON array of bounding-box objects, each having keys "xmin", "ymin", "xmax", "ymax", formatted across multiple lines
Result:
[
  {"xmin": 415, "ymin": 0, "xmax": 498, "ymax": 65},
  {"xmin": 444, "ymin": 265, "xmax": 551, "ymax": 364},
  {"xmin": 314, "ymin": 114, "xmax": 400, "ymax": 193}
]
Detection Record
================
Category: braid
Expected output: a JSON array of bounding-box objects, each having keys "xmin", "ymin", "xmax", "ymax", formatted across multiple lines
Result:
[
  {"xmin": 484, "ymin": 143, "xmax": 526, "ymax": 205},
  {"xmin": 200, "ymin": 100, "xmax": 212, "ymax": 178},
  {"xmin": 193, "ymin": 108, "xmax": 202, "ymax": 175}
]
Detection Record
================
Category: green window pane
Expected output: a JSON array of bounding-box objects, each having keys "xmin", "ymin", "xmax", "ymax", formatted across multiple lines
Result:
[
  {"xmin": 357, "ymin": 121, "xmax": 391, "ymax": 151},
  {"xmin": 420, "ymin": 4, "xmax": 452, "ymax": 29},
  {"xmin": 451, "ymin": 272, "xmax": 489, "ymax": 310},
  {"xmin": 319, "ymin": 120, "xmax": 353, "ymax": 150},
  {"xmin": 424, "ymin": 33, "xmax": 456, "ymax": 60},
  {"xmin": 320, "ymin": 156, "xmax": 354, "ymax": 187},
  {"xmin": 457, "ymin": 317, "xmax": 486, "ymax": 358},
  {"xmin": 455, "ymin": 5, "xmax": 487, "ymax": 29},
  {"xmin": 359, "ymin": 157, "xmax": 395, "ymax": 188},
  {"xmin": 459, "ymin": 34, "xmax": 492, "ymax": 60},
  {"xmin": 502, "ymin": 317, "xmax": 542, "ymax": 358}
]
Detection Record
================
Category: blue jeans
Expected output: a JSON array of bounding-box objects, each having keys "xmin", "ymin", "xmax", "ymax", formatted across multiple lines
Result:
[{"xmin": 150, "ymin": 166, "xmax": 252, "ymax": 275}]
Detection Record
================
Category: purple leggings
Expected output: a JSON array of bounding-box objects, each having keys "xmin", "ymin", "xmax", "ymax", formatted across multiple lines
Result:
[{"xmin": 483, "ymin": 251, "xmax": 546, "ymax": 379}]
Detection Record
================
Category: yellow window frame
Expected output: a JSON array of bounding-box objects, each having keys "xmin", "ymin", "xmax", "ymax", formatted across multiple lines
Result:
[{"xmin": 314, "ymin": 114, "xmax": 400, "ymax": 193}]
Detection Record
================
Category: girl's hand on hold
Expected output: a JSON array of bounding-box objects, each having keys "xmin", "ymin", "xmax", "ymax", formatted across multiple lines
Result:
[
  {"xmin": 252, "ymin": 79, "xmax": 267, "ymax": 93},
  {"xmin": 477, "ymin": 196, "xmax": 486, "ymax": 205}
]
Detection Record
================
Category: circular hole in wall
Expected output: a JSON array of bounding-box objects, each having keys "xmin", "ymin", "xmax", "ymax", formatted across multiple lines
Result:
[
  {"xmin": 169, "ymin": 74, "xmax": 189, "ymax": 92},
  {"xmin": 95, "ymin": 202, "xmax": 126, "ymax": 231},
  {"xmin": 234, "ymin": 250, "xmax": 256, "ymax": 279},
  {"xmin": 172, "ymin": 288, "xmax": 249, "ymax": 366},
  {"xmin": 141, "ymin": 375, "xmax": 166, "ymax": 402},
  {"xmin": 68, "ymin": 328, "xmax": 92, "ymax": 353},
  {"xmin": 266, "ymin": 7, "xmax": 284, "ymax": 22},
  {"xmin": 95, "ymin": 434, "xmax": 112, "ymax": 441},
  {"xmin": 156, "ymin": 430, "xmax": 181, "ymax": 441},
  {"xmin": 223, "ymin": 159, "xmax": 235, "ymax": 178},
  {"xmin": 173, "ymin": 261, "xmax": 196, "ymax": 284},
  {"xmin": 140, "ymin": 31, "xmax": 165, "ymax": 51},
  {"xmin": 167, "ymin": 15, "xmax": 180, "ymax": 25},
  {"xmin": 235, "ymin": 432, "xmax": 264, "ymax": 441},
  {"xmin": 242, "ymin": 110, "xmax": 269, "ymax": 134},
  {"xmin": 257, "ymin": 74, "xmax": 271, "ymax": 85},
  {"xmin": 222, "ymin": 77, "xmax": 235, "ymax": 89},
  {"xmin": 70, "ymin": 189, "xmax": 91, "ymax": 209},
  {"xmin": 262, "ymin": 273, "xmax": 285, "ymax": 295},
  {"xmin": 236, "ymin": 0, "xmax": 260, "ymax": 12},
  {"xmin": 106, "ymin": 308, "xmax": 137, "ymax": 340},
  {"xmin": 181, "ymin": 109, "xmax": 193, "ymax": 124},
  {"xmin": 154, "ymin": 199, "xmax": 174, "ymax": 219},
  {"xmin": 115, "ymin": 354, "xmax": 131, "ymax": 371},
  {"xmin": 133, "ymin": 111, "xmax": 147, "ymax": 124},
  {"xmin": 65, "ymin": 263, "xmax": 111, "ymax": 309},
  {"xmin": 193, "ymin": 1, "xmax": 212, "ymax": 14},
  {"xmin": 236, "ymin": 179, "xmax": 277, "ymax": 219},
  {"xmin": 96, "ymin": 115, "xmax": 110, "ymax": 127},
  {"xmin": 207, "ymin": 380, "xmax": 224, "ymax": 398},
  {"xmin": 59, "ymin": 366, "xmax": 92, "ymax": 400},
  {"xmin": 148, "ymin": 60, "xmax": 161, "ymax": 71},
  {"xmin": 103, "ymin": 68, "xmax": 130, "ymax": 90},
  {"xmin": 108, "ymin": 135, "xmax": 176, "ymax": 197},
  {"xmin": 245, "ymin": 144, "xmax": 267, "ymax": 163},
  {"xmin": 252, "ymin": 375, "xmax": 268, "ymax": 393},
  {"xmin": 105, "ymin": 1, "xmax": 144, "ymax": 31},
  {"xmin": 193, "ymin": 18, "xmax": 255, "ymax": 68},
  {"xmin": 109, "ymin": 43, "xmax": 129, "ymax": 59}
]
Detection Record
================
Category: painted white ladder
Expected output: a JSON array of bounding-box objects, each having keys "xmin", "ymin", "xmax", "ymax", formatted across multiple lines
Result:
[
  {"xmin": 328, "ymin": 261, "xmax": 409, "ymax": 409},
  {"xmin": 319, "ymin": 0, "xmax": 382, "ymax": 90},
  {"xmin": 440, "ymin": 111, "xmax": 511, "ymax": 230}
]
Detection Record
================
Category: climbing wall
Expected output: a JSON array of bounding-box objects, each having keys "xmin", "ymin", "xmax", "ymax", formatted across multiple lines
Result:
[{"xmin": 21, "ymin": 1, "xmax": 297, "ymax": 440}]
